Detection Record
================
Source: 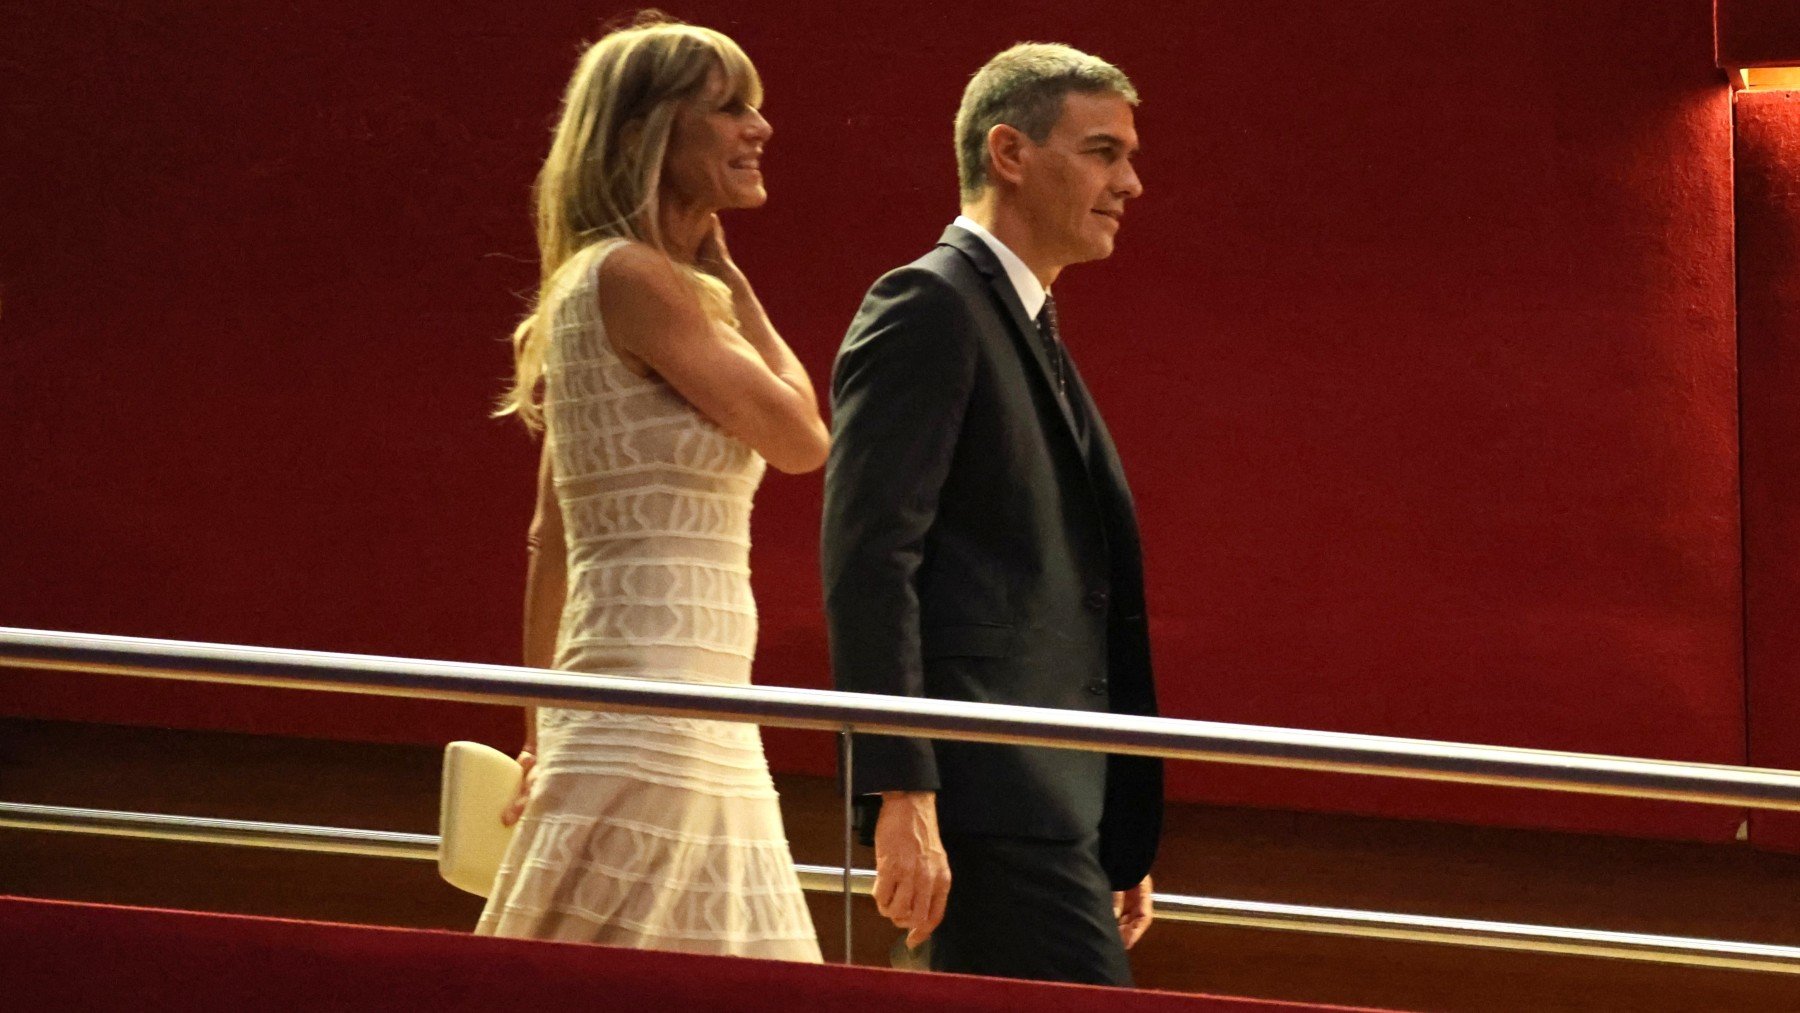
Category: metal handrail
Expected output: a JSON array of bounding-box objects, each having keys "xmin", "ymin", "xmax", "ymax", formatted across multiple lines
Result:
[
  {"xmin": 5, "ymin": 626, "xmax": 1800, "ymax": 809},
  {"xmin": 0, "ymin": 802, "xmax": 439, "ymax": 860},
  {"xmin": 8, "ymin": 801, "xmax": 1800, "ymax": 974}
]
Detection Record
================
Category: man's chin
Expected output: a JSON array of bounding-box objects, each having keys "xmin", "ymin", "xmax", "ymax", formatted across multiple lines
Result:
[{"xmin": 1078, "ymin": 236, "xmax": 1117, "ymax": 262}]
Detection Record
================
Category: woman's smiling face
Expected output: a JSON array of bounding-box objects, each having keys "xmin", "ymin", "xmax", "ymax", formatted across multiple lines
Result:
[{"xmin": 663, "ymin": 65, "xmax": 773, "ymax": 212}]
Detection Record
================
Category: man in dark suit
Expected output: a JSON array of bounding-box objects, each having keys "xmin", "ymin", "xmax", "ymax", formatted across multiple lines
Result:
[{"xmin": 821, "ymin": 43, "xmax": 1161, "ymax": 986}]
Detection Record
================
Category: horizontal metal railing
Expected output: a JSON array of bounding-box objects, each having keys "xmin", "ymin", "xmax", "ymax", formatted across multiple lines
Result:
[
  {"xmin": 0, "ymin": 802, "xmax": 439, "ymax": 860},
  {"xmin": 10, "ymin": 626, "xmax": 1800, "ymax": 976},
  {"xmin": 8, "ymin": 801, "xmax": 1800, "ymax": 974},
  {"xmin": 7, "ymin": 627, "xmax": 1800, "ymax": 809}
]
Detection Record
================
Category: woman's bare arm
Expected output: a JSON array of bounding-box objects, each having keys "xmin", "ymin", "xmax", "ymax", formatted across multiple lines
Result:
[
  {"xmin": 503, "ymin": 439, "xmax": 564, "ymax": 825},
  {"xmin": 597, "ymin": 241, "xmax": 829, "ymax": 474},
  {"xmin": 521, "ymin": 437, "xmax": 566, "ymax": 738},
  {"xmin": 698, "ymin": 218, "xmax": 821, "ymax": 414}
]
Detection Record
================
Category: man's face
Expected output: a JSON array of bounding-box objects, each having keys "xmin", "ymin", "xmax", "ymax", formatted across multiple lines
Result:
[{"xmin": 1016, "ymin": 91, "xmax": 1142, "ymax": 267}]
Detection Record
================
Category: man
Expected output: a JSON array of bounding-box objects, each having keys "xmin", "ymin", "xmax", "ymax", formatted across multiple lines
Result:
[{"xmin": 821, "ymin": 43, "xmax": 1162, "ymax": 986}]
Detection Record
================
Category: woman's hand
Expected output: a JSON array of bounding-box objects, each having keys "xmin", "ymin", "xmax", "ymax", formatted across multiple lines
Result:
[
  {"xmin": 695, "ymin": 214, "xmax": 746, "ymax": 288},
  {"xmin": 500, "ymin": 748, "xmax": 538, "ymax": 827}
]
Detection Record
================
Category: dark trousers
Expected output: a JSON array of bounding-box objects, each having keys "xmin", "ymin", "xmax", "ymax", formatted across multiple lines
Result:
[{"xmin": 928, "ymin": 832, "xmax": 1133, "ymax": 987}]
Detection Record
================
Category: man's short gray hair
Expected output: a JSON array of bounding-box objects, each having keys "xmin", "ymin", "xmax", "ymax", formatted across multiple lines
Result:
[{"xmin": 954, "ymin": 43, "xmax": 1139, "ymax": 201}]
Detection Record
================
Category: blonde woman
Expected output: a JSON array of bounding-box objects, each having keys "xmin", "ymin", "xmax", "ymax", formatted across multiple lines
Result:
[{"xmin": 476, "ymin": 15, "xmax": 826, "ymax": 961}]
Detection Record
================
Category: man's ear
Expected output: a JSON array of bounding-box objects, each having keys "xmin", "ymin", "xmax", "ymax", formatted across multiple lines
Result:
[{"xmin": 985, "ymin": 123, "xmax": 1029, "ymax": 187}]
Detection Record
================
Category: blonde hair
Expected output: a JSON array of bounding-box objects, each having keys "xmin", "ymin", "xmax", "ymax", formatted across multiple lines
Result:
[{"xmin": 497, "ymin": 12, "xmax": 763, "ymax": 430}]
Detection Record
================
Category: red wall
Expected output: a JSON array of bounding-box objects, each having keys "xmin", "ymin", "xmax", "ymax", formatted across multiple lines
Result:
[
  {"xmin": 1717, "ymin": 0, "xmax": 1800, "ymax": 66},
  {"xmin": 0, "ymin": 2, "xmax": 1753, "ymax": 841},
  {"xmin": 3, "ymin": 897, "xmax": 1349, "ymax": 1013},
  {"xmin": 1738, "ymin": 89, "xmax": 1800, "ymax": 852}
]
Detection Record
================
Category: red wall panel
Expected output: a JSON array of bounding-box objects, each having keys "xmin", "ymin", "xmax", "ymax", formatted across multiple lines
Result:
[
  {"xmin": 1716, "ymin": 0, "xmax": 1800, "ymax": 67},
  {"xmin": 1738, "ymin": 89, "xmax": 1800, "ymax": 853},
  {"xmin": 2, "ymin": 897, "xmax": 1359, "ymax": 1013},
  {"xmin": 0, "ymin": 2, "xmax": 1746, "ymax": 841}
]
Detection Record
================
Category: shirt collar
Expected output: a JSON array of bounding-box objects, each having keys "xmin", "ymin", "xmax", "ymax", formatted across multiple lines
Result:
[{"xmin": 952, "ymin": 215, "xmax": 1048, "ymax": 319}]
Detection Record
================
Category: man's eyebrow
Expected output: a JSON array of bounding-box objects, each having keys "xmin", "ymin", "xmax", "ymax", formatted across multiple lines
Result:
[{"xmin": 1082, "ymin": 132, "xmax": 1140, "ymax": 156}]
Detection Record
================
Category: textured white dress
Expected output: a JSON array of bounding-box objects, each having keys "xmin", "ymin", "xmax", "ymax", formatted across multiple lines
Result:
[{"xmin": 475, "ymin": 240, "xmax": 822, "ymax": 962}]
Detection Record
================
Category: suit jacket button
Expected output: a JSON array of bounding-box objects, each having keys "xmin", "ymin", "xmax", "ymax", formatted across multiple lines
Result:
[
  {"xmin": 1084, "ymin": 589, "xmax": 1109, "ymax": 611},
  {"xmin": 1086, "ymin": 680, "xmax": 1107, "ymax": 696}
]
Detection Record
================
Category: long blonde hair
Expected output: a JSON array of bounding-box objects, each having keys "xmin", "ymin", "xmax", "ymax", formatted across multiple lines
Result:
[{"xmin": 496, "ymin": 12, "xmax": 762, "ymax": 431}]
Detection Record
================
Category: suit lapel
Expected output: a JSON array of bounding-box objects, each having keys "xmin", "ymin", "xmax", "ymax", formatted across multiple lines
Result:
[
  {"xmin": 937, "ymin": 227, "xmax": 1086, "ymax": 447},
  {"xmin": 938, "ymin": 226, "xmax": 1144, "ymax": 594},
  {"xmin": 1065, "ymin": 354, "xmax": 1140, "ymax": 535}
]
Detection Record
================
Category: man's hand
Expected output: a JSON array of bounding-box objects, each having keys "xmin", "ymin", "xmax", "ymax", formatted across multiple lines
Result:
[
  {"xmin": 872, "ymin": 791, "xmax": 952, "ymax": 948},
  {"xmin": 1113, "ymin": 874, "xmax": 1154, "ymax": 949}
]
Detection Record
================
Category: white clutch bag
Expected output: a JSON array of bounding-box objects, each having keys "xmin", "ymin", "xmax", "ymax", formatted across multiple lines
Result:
[{"xmin": 438, "ymin": 741, "xmax": 523, "ymax": 897}]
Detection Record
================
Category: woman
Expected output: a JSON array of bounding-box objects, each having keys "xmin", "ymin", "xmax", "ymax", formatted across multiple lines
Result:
[{"xmin": 476, "ymin": 15, "xmax": 827, "ymax": 962}]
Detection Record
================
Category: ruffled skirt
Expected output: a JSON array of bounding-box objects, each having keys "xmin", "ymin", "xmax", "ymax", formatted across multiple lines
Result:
[{"xmin": 474, "ymin": 710, "xmax": 821, "ymax": 962}]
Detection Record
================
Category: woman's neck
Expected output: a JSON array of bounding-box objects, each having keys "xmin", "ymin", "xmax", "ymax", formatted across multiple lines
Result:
[{"xmin": 657, "ymin": 198, "xmax": 713, "ymax": 263}]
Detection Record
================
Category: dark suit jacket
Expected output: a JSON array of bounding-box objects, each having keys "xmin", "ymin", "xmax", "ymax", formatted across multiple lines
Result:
[{"xmin": 821, "ymin": 226, "xmax": 1162, "ymax": 889}]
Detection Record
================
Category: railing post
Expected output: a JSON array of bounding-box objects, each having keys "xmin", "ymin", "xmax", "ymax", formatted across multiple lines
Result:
[{"xmin": 840, "ymin": 724, "xmax": 854, "ymax": 965}]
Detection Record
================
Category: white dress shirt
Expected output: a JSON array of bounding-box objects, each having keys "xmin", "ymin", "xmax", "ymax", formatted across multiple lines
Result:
[{"xmin": 952, "ymin": 215, "xmax": 1048, "ymax": 319}]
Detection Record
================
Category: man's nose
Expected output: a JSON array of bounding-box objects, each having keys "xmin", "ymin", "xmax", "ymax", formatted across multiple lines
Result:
[{"xmin": 1117, "ymin": 162, "xmax": 1143, "ymax": 200}]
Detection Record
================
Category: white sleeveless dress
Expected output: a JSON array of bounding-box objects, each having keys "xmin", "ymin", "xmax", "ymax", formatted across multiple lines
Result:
[{"xmin": 475, "ymin": 240, "xmax": 821, "ymax": 962}]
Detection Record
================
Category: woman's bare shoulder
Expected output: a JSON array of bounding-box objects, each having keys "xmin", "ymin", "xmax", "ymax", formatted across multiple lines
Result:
[
  {"xmin": 595, "ymin": 241, "xmax": 689, "ymax": 307},
  {"xmin": 591, "ymin": 241, "xmax": 707, "ymax": 359}
]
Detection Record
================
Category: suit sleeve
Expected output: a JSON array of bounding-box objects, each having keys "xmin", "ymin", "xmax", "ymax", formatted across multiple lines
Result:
[{"xmin": 821, "ymin": 266, "xmax": 977, "ymax": 795}]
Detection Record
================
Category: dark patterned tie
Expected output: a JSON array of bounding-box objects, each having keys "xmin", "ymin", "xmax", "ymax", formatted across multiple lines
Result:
[{"xmin": 1036, "ymin": 294, "xmax": 1068, "ymax": 402}]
